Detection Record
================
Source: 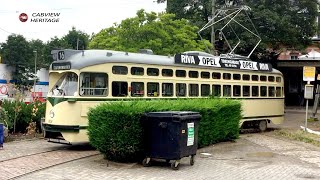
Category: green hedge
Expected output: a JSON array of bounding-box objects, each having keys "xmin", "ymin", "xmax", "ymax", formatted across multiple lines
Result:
[
  {"xmin": 88, "ymin": 98, "xmax": 242, "ymax": 162},
  {"xmin": 1, "ymin": 100, "xmax": 45, "ymax": 133}
]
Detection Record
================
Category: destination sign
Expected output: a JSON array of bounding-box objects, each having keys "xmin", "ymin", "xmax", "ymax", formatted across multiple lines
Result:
[
  {"xmin": 174, "ymin": 54, "xmax": 272, "ymax": 72},
  {"xmin": 52, "ymin": 62, "xmax": 71, "ymax": 70}
]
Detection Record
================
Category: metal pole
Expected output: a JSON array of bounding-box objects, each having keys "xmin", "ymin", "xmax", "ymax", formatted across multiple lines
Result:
[
  {"xmin": 305, "ymin": 99, "xmax": 309, "ymax": 132},
  {"xmin": 33, "ymin": 50, "xmax": 37, "ymax": 101},
  {"xmin": 211, "ymin": 0, "xmax": 215, "ymax": 54}
]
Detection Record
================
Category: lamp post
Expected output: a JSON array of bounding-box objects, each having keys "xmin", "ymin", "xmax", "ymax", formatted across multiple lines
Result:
[{"xmin": 33, "ymin": 50, "xmax": 37, "ymax": 101}]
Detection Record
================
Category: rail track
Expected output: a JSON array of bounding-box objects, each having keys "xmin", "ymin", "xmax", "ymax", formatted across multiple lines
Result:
[{"xmin": 0, "ymin": 143, "xmax": 99, "ymax": 180}]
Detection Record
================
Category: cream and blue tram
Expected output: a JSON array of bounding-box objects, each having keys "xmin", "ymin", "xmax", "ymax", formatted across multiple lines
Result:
[{"xmin": 43, "ymin": 49, "xmax": 284, "ymax": 144}]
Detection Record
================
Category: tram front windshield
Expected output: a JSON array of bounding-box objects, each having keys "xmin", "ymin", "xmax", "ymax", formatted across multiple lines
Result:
[{"xmin": 51, "ymin": 72, "xmax": 78, "ymax": 96}]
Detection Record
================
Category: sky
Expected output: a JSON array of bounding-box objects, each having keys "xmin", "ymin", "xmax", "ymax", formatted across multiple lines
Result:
[{"xmin": 0, "ymin": 0, "xmax": 167, "ymax": 43}]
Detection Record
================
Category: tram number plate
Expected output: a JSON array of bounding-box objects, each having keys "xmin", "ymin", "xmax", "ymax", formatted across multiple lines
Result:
[{"xmin": 58, "ymin": 51, "xmax": 65, "ymax": 60}]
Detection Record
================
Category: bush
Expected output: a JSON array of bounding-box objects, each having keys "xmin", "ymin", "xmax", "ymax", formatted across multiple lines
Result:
[
  {"xmin": 1, "ymin": 100, "xmax": 45, "ymax": 133},
  {"xmin": 88, "ymin": 98, "xmax": 241, "ymax": 162}
]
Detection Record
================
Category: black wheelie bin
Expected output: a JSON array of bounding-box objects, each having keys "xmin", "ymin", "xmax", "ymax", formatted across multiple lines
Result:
[{"xmin": 142, "ymin": 111, "xmax": 201, "ymax": 170}]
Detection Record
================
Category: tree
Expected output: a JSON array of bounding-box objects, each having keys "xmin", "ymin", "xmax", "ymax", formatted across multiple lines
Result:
[
  {"xmin": 161, "ymin": 0, "xmax": 319, "ymax": 57},
  {"xmin": 89, "ymin": 9, "xmax": 211, "ymax": 55},
  {"xmin": 0, "ymin": 34, "xmax": 33, "ymax": 84},
  {"xmin": 62, "ymin": 27, "xmax": 90, "ymax": 50}
]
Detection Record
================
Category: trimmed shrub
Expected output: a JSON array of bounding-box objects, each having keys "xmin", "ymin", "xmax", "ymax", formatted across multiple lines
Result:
[{"xmin": 88, "ymin": 98, "xmax": 242, "ymax": 162}]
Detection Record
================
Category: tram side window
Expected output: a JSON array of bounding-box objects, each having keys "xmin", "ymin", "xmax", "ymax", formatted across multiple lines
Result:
[
  {"xmin": 268, "ymin": 76, "xmax": 275, "ymax": 82},
  {"xmin": 260, "ymin": 75, "xmax": 267, "ymax": 81},
  {"xmin": 112, "ymin": 66, "xmax": 128, "ymax": 75},
  {"xmin": 176, "ymin": 70, "xmax": 186, "ymax": 77},
  {"xmin": 162, "ymin": 83, "xmax": 173, "ymax": 97},
  {"xmin": 131, "ymin": 67, "xmax": 144, "ymax": 75},
  {"xmin": 147, "ymin": 68, "xmax": 159, "ymax": 76},
  {"xmin": 147, "ymin": 82, "xmax": 159, "ymax": 96},
  {"xmin": 80, "ymin": 73, "xmax": 107, "ymax": 96},
  {"xmin": 189, "ymin": 71, "xmax": 199, "ymax": 78},
  {"xmin": 252, "ymin": 86, "xmax": 259, "ymax": 97},
  {"xmin": 162, "ymin": 69, "xmax": 173, "ymax": 77},
  {"xmin": 189, "ymin": 84, "xmax": 199, "ymax": 96},
  {"xmin": 212, "ymin": 85, "xmax": 221, "ymax": 97},
  {"xmin": 252, "ymin": 75, "xmax": 259, "ymax": 81},
  {"xmin": 112, "ymin": 81, "xmax": 128, "ymax": 97},
  {"xmin": 276, "ymin": 77, "xmax": 282, "ymax": 82},
  {"xmin": 223, "ymin": 73, "xmax": 231, "ymax": 80},
  {"xmin": 233, "ymin": 74, "xmax": 241, "ymax": 80},
  {"xmin": 260, "ymin": 86, "xmax": 267, "ymax": 97},
  {"xmin": 233, "ymin": 85, "xmax": 241, "ymax": 97},
  {"xmin": 276, "ymin": 87, "xmax": 282, "ymax": 97},
  {"xmin": 243, "ymin": 74, "xmax": 250, "ymax": 81},
  {"xmin": 131, "ymin": 82, "xmax": 144, "ymax": 97},
  {"xmin": 212, "ymin": 72, "xmax": 221, "ymax": 79},
  {"xmin": 243, "ymin": 85, "xmax": 250, "ymax": 97},
  {"xmin": 176, "ymin": 83, "xmax": 186, "ymax": 96},
  {"xmin": 268, "ymin": 86, "xmax": 275, "ymax": 97},
  {"xmin": 223, "ymin": 85, "xmax": 231, "ymax": 97},
  {"xmin": 201, "ymin": 72, "xmax": 210, "ymax": 79},
  {"xmin": 201, "ymin": 84, "xmax": 210, "ymax": 96}
]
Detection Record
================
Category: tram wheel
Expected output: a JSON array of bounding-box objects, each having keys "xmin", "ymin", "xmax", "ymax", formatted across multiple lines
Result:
[{"xmin": 258, "ymin": 120, "xmax": 267, "ymax": 132}]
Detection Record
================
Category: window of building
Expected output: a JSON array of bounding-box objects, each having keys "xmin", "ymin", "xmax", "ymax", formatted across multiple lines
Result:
[
  {"xmin": 201, "ymin": 84, "xmax": 210, "ymax": 96},
  {"xmin": 176, "ymin": 70, "xmax": 186, "ymax": 77},
  {"xmin": 212, "ymin": 85, "xmax": 221, "ymax": 97},
  {"xmin": 176, "ymin": 83, "xmax": 186, "ymax": 96},
  {"xmin": 200, "ymin": 72, "xmax": 210, "ymax": 79},
  {"xmin": 162, "ymin": 83, "xmax": 173, "ymax": 97},
  {"xmin": 268, "ymin": 86, "xmax": 275, "ymax": 97},
  {"xmin": 243, "ymin": 74, "xmax": 250, "ymax": 81},
  {"xmin": 147, "ymin": 68, "xmax": 159, "ymax": 76},
  {"xmin": 252, "ymin": 75, "xmax": 259, "ymax": 81},
  {"xmin": 212, "ymin": 72, "xmax": 221, "ymax": 79},
  {"xmin": 233, "ymin": 85, "xmax": 241, "ymax": 97},
  {"xmin": 112, "ymin": 81, "xmax": 128, "ymax": 97},
  {"xmin": 260, "ymin": 86, "xmax": 267, "ymax": 97},
  {"xmin": 80, "ymin": 72, "xmax": 108, "ymax": 96},
  {"xmin": 233, "ymin": 74, "xmax": 241, "ymax": 80},
  {"xmin": 243, "ymin": 86, "xmax": 250, "ymax": 97},
  {"xmin": 112, "ymin": 66, "xmax": 128, "ymax": 75},
  {"xmin": 131, "ymin": 82, "xmax": 144, "ymax": 97},
  {"xmin": 131, "ymin": 67, "xmax": 144, "ymax": 75},
  {"xmin": 291, "ymin": 55, "xmax": 298, "ymax": 60},
  {"xmin": 162, "ymin": 69, "xmax": 173, "ymax": 77},
  {"xmin": 147, "ymin": 82, "xmax": 159, "ymax": 96},
  {"xmin": 223, "ymin": 85, "xmax": 231, "ymax": 97},
  {"xmin": 268, "ymin": 76, "xmax": 275, "ymax": 82},
  {"xmin": 223, "ymin": 73, "xmax": 231, "ymax": 80},
  {"xmin": 189, "ymin": 84, "xmax": 199, "ymax": 96},
  {"xmin": 252, "ymin": 86, "xmax": 259, "ymax": 97},
  {"xmin": 189, "ymin": 71, "xmax": 199, "ymax": 78}
]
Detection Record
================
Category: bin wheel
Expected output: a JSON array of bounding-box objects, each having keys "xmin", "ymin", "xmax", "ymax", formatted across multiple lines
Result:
[
  {"xmin": 142, "ymin": 158, "xmax": 151, "ymax": 167},
  {"xmin": 171, "ymin": 160, "xmax": 180, "ymax": 170},
  {"xmin": 190, "ymin": 155, "xmax": 195, "ymax": 166},
  {"xmin": 166, "ymin": 159, "xmax": 170, "ymax": 163},
  {"xmin": 258, "ymin": 120, "xmax": 267, "ymax": 132}
]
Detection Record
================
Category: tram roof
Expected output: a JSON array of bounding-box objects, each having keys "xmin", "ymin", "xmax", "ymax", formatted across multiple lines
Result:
[{"xmin": 51, "ymin": 49, "xmax": 282, "ymax": 74}]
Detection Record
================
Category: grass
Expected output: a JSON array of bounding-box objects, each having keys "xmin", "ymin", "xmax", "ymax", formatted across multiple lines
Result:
[{"xmin": 274, "ymin": 129, "xmax": 320, "ymax": 147}]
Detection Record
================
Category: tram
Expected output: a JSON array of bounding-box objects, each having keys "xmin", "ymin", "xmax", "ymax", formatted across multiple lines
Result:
[{"xmin": 42, "ymin": 49, "xmax": 284, "ymax": 144}]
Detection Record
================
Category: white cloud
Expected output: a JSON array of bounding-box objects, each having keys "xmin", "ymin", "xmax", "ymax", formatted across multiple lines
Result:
[{"xmin": 0, "ymin": 0, "xmax": 166, "ymax": 43}]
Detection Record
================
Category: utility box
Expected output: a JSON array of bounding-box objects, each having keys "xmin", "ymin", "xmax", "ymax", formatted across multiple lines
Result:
[{"xmin": 142, "ymin": 111, "xmax": 201, "ymax": 170}]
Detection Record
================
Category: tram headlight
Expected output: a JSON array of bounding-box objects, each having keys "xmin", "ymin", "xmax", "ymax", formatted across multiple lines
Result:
[{"xmin": 49, "ymin": 110, "xmax": 55, "ymax": 118}]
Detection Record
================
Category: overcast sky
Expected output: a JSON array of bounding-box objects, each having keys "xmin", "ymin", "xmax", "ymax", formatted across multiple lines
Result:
[{"xmin": 0, "ymin": 0, "xmax": 166, "ymax": 43}]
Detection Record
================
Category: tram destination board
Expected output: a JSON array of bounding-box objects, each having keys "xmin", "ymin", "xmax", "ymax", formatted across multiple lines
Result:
[
  {"xmin": 52, "ymin": 62, "xmax": 71, "ymax": 70},
  {"xmin": 174, "ymin": 54, "xmax": 272, "ymax": 72}
]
